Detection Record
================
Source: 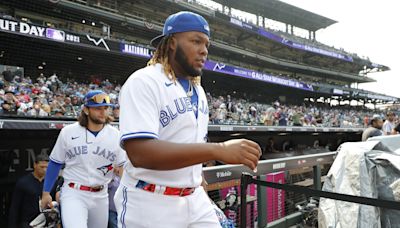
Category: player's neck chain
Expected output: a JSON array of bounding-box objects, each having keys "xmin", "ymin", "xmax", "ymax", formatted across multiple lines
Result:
[
  {"xmin": 177, "ymin": 79, "xmax": 194, "ymax": 97},
  {"xmin": 85, "ymin": 124, "xmax": 104, "ymax": 144},
  {"xmin": 186, "ymin": 82, "xmax": 194, "ymax": 97},
  {"xmin": 85, "ymin": 128, "xmax": 93, "ymax": 144}
]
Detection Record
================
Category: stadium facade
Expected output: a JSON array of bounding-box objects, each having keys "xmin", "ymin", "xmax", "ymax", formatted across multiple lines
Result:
[{"xmin": 0, "ymin": 0, "xmax": 398, "ymax": 227}]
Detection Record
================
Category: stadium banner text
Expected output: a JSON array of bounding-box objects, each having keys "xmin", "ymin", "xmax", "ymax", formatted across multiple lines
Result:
[
  {"xmin": 204, "ymin": 60, "xmax": 314, "ymax": 91},
  {"xmin": 0, "ymin": 18, "xmax": 152, "ymax": 58}
]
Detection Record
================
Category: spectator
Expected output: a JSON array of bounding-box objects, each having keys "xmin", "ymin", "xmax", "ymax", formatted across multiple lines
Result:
[
  {"xmin": 31, "ymin": 84, "xmax": 40, "ymax": 95},
  {"xmin": 2, "ymin": 90, "xmax": 20, "ymax": 114},
  {"xmin": 49, "ymin": 97, "xmax": 65, "ymax": 114},
  {"xmin": 62, "ymin": 97, "xmax": 76, "ymax": 117},
  {"xmin": 361, "ymin": 115, "xmax": 383, "ymax": 141},
  {"xmin": 363, "ymin": 115, "xmax": 370, "ymax": 127},
  {"xmin": 1, "ymin": 101, "xmax": 17, "ymax": 115},
  {"xmin": 71, "ymin": 95, "xmax": 82, "ymax": 114},
  {"xmin": 9, "ymin": 154, "xmax": 49, "ymax": 228},
  {"xmin": 27, "ymin": 99, "xmax": 48, "ymax": 117},
  {"xmin": 17, "ymin": 90, "xmax": 31, "ymax": 103},
  {"xmin": 393, "ymin": 122, "xmax": 400, "ymax": 135},
  {"xmin": 382, "ymin": 112, "xmax": 396, "ymax": 135},
  {"xmin": 278, "ymin": 107, "xmax": 288, "ymax": 126},
  {"xmin": 41, "ymin": 104, "xmax": 51, "ymax": 115},
  {"xmin": 53, "ymin": 109, "xmax": 64, "ymax": 117},
  {"xmin": 291, "ymin": 108, "xmax": 303, "ymax": 127},
  {"xmin": 48, "ymin": 73, "xmax": 60, "ymax": 92},
  {"xmin": 17, "ymin": 100, "xmax": 31, "ymax": 116},
  {"xmin": 264, "ymin": 103, "xmax": 276, "ymax": 126},
  {"xmin": 36, "ymin": 74, "xmax": 46, "ymax": 85},
  {"xmin": 40, "ymin": 83, "xmax": 51, "ymax": 94},
  {"xmin": 226, "ymin": 95, "xmax": 234, "ymax": 113},
  {"xmin": 112, "ymin": 104, "xmax": 120, "ymax": 121},
  {"xmin": 315, "ymin": 111, "xmax": 323, "ymax": 125}
]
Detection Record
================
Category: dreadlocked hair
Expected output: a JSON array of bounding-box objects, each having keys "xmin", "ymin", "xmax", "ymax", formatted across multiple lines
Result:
[{"xmin": 147, "ymin": 35, "xmax": 201, "ymax": 85}]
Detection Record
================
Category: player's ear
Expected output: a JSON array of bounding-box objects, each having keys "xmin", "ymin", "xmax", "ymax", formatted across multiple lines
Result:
[
  {"xmin": 83, "ymin": 107, "xmax": 89, "ymax": 115},
  {"xmin": 169, "ymin": 35, "xmax": 177, "ymax": 51}
]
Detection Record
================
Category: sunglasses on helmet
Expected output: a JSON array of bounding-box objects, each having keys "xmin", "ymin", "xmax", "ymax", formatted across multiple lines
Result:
[{"xmin": 90, "ymin": 93, "xmax": 111, "ymax": 104}]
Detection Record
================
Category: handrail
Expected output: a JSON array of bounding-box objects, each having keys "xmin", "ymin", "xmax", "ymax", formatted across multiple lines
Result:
[
  {"xmin": 0, "ymin": 118, "xmax": 364, "ymax": 132},
  {"xmin": 203, "ymin": 152, "xmax": 336, "ymax": 184},
  {"xmin": 240, "ymin": 173, "xmax": 400, "ymax": 228}
]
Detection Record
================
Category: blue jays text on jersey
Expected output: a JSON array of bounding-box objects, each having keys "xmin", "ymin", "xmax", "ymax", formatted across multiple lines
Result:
[
  {"xmin": 160, "ymin": 96, "xmax": 209, "ymax": 127},
  {"xmin": 65, "ymin": 145, "xmax": 117, "ymax": 162}
]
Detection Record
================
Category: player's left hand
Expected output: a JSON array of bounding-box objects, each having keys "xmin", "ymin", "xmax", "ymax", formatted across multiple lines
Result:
[{"xmin": 41, "ymin": 192, "xmax": 53, "ymax": 209}]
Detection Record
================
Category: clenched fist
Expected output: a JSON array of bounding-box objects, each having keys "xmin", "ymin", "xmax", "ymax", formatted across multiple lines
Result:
[{"xmin": 215, "ymin": 139, "xmax": 261, "ymax": 170}]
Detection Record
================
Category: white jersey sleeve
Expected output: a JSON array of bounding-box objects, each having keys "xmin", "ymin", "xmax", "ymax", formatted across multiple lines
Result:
[
  {"xmin": 49, "ymin": 128, "xmax": 66, "ymax": 164},
  {"xmin": 119, "ymin": 73, "xmax": 160, "ymax": 146}
]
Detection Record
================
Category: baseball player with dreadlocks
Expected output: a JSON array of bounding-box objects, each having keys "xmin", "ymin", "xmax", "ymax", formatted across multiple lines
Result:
[
  {"xmin": 40, "ymin": 90, "xmax": 126, "ymax": 228},
  {"xmin": 116, "ymin": 11, "xmax": 261, "ymax": 228}
]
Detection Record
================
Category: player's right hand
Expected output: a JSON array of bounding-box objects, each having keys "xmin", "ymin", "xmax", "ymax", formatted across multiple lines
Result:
[
  {"xmin": 41, "ymin": 192, "xmax": 53, "ymax": 209},
  {"xmin": 216, "ymin": 139, "xmax": 261, "ymax": 170}
]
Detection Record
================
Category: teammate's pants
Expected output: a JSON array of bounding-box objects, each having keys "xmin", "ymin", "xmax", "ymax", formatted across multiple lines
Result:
[
  {"xmin": 60, "ymin": 184, "xmax": 109, "ymax": 228},
  {"xmin": 114, "ymin": 184, "xmax": 221, "ymax": 228}
]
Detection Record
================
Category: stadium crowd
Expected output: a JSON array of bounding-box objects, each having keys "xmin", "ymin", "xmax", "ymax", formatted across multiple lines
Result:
[
  {"xmin": 0, "ymin": 73, "xmax": 121, "ymax": 120},
  {"xmin": 1, "ymin": 72, "xmax": 394, "ymax": 129},
  {"xmin": 207, "ymin": 93, "xmax": 390, "ymax": 128}
]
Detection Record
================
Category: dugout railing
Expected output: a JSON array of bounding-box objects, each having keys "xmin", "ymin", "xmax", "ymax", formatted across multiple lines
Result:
[
  {"xmin": 203, "ymin": 152, "xmax": 336, "ymax": 227},
  {"xmin": 203, "ymin": 152, "xmax": 400, "ymax": 228}
]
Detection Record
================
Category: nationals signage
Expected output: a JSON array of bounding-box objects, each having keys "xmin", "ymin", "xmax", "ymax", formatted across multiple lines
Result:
[
  {"xmin": 120, "ymin": 43, "xmax": 152, "ymax": 58},
  {"xmin": 204, "ymin": 60, "xmax": 314, "ymax": 91}
]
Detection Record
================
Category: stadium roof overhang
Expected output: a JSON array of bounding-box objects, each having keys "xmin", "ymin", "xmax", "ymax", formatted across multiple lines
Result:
[{"xmin": 212, "ymin": 0, "xmax": 337, "ymax": 31}]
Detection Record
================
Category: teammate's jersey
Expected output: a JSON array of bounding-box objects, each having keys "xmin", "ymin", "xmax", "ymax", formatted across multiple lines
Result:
[
  {"xmin": 50, "ymin": 122, "xmax": 126, "ymax": 186},
  {"xmin": 119, "ymin": 63, "xmax": 209, "ymax": 188}
]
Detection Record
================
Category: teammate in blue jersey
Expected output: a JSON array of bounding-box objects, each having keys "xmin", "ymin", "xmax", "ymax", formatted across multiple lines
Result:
[
  {"xmin": 116, "ymin": 11, "xmax": 261, "ymax": 228},
  {"xmin": 41, "ymin": 90, "xmax": 126, "ymax": 228}
]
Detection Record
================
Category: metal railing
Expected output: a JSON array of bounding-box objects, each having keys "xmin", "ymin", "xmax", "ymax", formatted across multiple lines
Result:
[
  {"xmin": 203, "ymin": 152, "xmax": 336, "ymax": 185},
  {"xmin": 239, "ymin": 173, "xmax": 400, "ymax": 228},
  {"xmin": 203, "ymin": 152, "xmax": 400, "ymax": 228},
  {"xmin": 203, "ymin": 152, "xmax": 336, "ymax": 227}
]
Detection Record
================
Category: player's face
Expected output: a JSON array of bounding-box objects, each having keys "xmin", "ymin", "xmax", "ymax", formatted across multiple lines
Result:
[
  {"xmin": 88, "ymin": 106, "xmax": 110, "ymax": 124},
  {"xmin": 34, "ymin": 161, "xmax": 48, "ymax": 178},
  {"xmin": 173, "ymin": 31, "xmax": 209, "ymax": 77}
]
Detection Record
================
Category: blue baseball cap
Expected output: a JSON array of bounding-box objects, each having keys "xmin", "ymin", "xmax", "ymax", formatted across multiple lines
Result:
[
  {"xmin": 150, "ymin": 11, "xmax": 210, "ymax": 47},
  {"xmin": 84, "ymin": 90, "xmax": 113, "ymax": 107}
]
